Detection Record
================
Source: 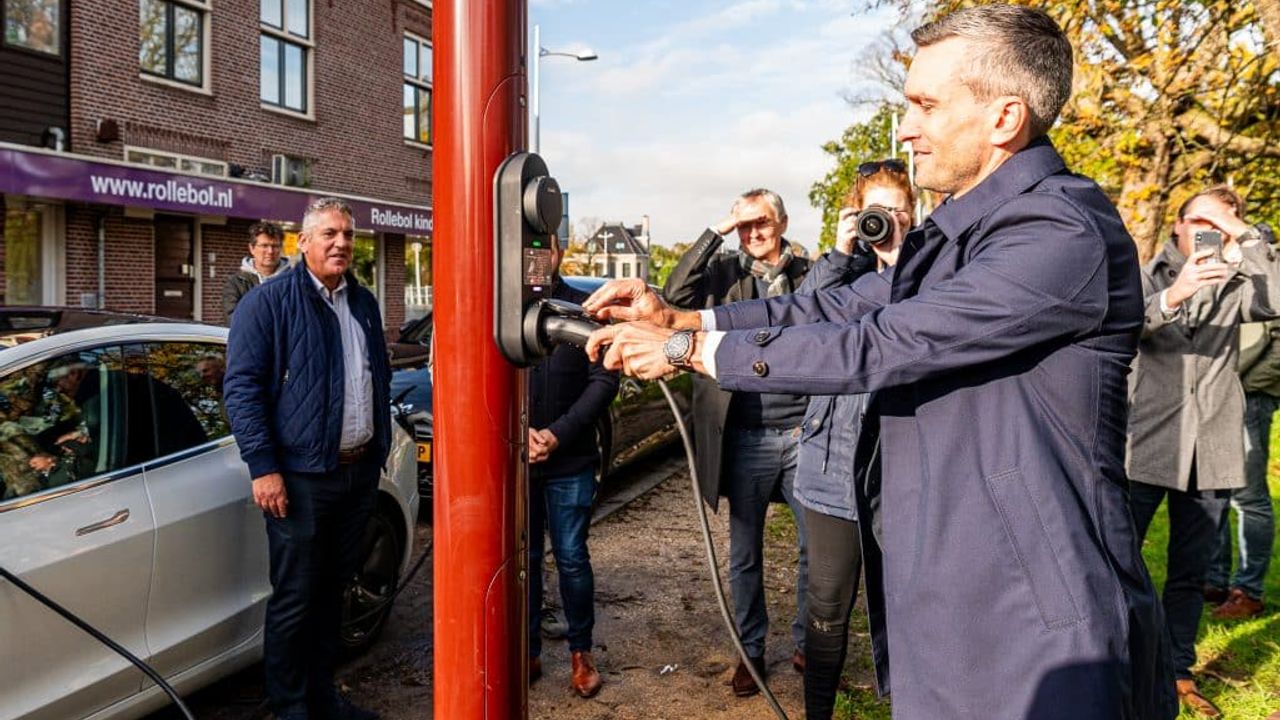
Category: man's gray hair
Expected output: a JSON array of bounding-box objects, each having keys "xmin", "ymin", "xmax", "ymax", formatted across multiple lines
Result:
[
  {"xmin": 301, "ymin": 197, "xmax": 354, "ymax": 233},
  {"xmin": 911, "ymin": 4, "xmax": 1073, "ymax": 137},
  {"xmin": 740, "ymin": 188, "xmax": 787, "ymax": 221}
]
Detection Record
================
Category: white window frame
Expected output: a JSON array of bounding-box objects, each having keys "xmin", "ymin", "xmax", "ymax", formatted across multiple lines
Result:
[
  {"xmin": 402, "ymin": 31, "xmax": 432, "ymax": 149},
  {"xmin": 138, "ymin": 0, "xmax": 213, "ymax": 94},
  {"xmin": 123, "ymin": 145, "xmax": 228, "ymax": 177},
  {"xmin": 259, "ymin": 0, "xmax": 315, "ymax": 120},
  {"xmin": 2, "ymin": 196, "xmax": 65, "ymax": 306}
]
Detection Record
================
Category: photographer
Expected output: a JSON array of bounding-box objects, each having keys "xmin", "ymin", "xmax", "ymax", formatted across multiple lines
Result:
[
  {"xmin": 1127, "ymin": 185, "xmax": 1280, "ymax": 717},
  {"xmin": 794, "ymin": 159, "xmax": 913, "ymax": 720}
]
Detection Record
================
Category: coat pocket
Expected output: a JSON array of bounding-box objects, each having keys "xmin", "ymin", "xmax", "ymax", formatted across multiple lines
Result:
[{"xmin": 984, "ymin": 469, "xmax": 1082, "ymax": 630}]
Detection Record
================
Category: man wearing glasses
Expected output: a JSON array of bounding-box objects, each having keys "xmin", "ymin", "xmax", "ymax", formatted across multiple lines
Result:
[
  {"xmin": 223, "ymin": 221, "xmax": 290, "ymax": 324},
  {"xmin": 662, "ymin": 188, "xmax": 814, "ymax": 697}
]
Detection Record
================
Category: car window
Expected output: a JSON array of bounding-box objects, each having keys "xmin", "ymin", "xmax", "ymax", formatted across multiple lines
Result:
[
  {"xmin": 0, "ymin": 345, "xmax": 141, "ymax": 502},
  {"xmin": 145, "ymin": 342, "xmax": 229, "ymax": 456}
]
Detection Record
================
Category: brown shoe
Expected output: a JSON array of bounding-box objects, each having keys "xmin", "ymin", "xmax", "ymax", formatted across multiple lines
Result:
[
  {"xmin": 1211, "ymin": 588, "xmax": 1264, "ymax": 620},
  {"xmin": 1203, "ymin": 585, "xmax": 1229, "ymax": 604},
  {"xmin": 1176, "ymin": 679, "xmax": 1223, "ymax": 718},
  {"xmin": 791, "ymin": 649, "xmax": 806, "ymax": 674},
  {"xmin": 731, "ymin": 656, "xmax": 765, "ymax": 697},
  {"xmin": 529, "ymin": 656, "xmax": 542, "ymax": 684},
  {"xmin": 570, "ymin": 650, "xmax": 602, "ymax": 698}
]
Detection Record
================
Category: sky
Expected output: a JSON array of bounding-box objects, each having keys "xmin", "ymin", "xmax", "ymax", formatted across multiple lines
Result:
[{"xmin": 529, "ymin": 0, "xmax": 899, "ymax": 250}]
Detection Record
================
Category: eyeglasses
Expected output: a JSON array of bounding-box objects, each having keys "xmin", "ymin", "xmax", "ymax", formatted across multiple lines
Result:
[
  {"xmin": 858, "ymin": 159, "xmax": 907, "ymax": 177},
  {"xmin": 254, "ymin": 242, "xmax": 283, "ymax": 250}
]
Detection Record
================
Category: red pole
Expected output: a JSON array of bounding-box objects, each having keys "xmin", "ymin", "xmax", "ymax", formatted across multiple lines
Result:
[{"xmin": 433, "ymin": 2, "xmax": 528, "ymax": 718}]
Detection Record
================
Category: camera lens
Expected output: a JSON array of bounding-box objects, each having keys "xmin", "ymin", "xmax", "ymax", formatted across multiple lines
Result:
[{"xmin": 856, "ymin": 208, "xmax": 893, "ymax": 245}]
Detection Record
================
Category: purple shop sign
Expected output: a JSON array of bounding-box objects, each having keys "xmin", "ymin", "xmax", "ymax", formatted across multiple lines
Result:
[{"xmin": 0, "ymin": 145, "xmax": 433, "ymax": 235}]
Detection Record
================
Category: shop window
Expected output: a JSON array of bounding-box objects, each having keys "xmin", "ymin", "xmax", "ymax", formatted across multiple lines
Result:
[
  {"xmin": 403, "ymin": 33, "xmax": 432, "ymax": 145},
  {"xmin": 260, "ymin": 0, "xmax": 311, "ymax": 113},
  {"xmin": 139, "ymin": 0, "xmax": 207, "ymax": 87},
  {"xmin": 125, "ymin": 147, "xmax": 227, "ymax": 177},
  {"xmin": 4, "ymin": 208, "xmax": 43, "ymax": 305},
  {"xmin": 352, "ymin": 233, "xmax": 378, "ymax": 293},
  {"xmin": 3, "ymin": 0, "xmax": 59, "ymax": 55}
]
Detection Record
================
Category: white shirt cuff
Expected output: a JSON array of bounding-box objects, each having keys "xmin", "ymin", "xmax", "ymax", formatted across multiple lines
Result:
[
  {"xmin": 699, "ymin": 309, "xmax": 718, "ymax": 331},
  {"xmin": 701, "ymin": 331, "xmax": 725, "ymax": 379},
  {"xmin": 1159, "ymin": 289, "xmax": 1181, "ymax": 317}
]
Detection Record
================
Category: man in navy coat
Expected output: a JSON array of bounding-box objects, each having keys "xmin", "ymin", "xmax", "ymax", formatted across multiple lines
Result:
[{"xmin": 583, "ymin": 5, "xmax": 1175, "ymax": 719}]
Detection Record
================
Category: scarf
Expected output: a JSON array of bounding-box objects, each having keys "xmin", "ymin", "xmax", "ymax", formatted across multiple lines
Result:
[{"xmin": 741, "ymin": 241, "xmax": 795, "ymax": 298}]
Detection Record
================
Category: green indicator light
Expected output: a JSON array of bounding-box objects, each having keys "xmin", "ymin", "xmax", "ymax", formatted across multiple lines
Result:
[{"xmin": 532, "ymin": 240, "xmax": 542, "ymax": 247}]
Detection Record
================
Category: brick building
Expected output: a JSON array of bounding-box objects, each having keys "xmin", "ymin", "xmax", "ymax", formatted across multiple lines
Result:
[{"xmin": 0, "ymin": 0, "xmax": 434, "ymax": 330}]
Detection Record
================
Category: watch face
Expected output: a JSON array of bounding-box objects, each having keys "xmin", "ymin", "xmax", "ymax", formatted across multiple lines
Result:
[{"xmin": 665, "ymin": 331, "xmax": 691, "ymax": 362}]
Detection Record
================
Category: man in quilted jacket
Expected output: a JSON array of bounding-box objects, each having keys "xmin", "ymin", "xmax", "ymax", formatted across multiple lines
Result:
[{"xmin": 225, "ymin": 197, "xmax": 391, "ymax": 720}]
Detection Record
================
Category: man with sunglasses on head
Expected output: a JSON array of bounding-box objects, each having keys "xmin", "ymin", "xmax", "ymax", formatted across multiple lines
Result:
[
  {"xmin": 663, "ymin": 188, "xmax": 818, "ymax": 697},
  {"xmin": 585, "ymin": 5, "xmax": 1175, "ymax": 718}
]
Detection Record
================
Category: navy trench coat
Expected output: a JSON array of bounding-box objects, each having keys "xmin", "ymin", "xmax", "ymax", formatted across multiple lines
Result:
[{"xmin": 708, "ymin": 139, "xmax": 1175, "ymax": 720}]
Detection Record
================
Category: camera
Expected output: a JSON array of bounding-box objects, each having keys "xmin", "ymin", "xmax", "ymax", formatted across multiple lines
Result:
[{"xmin": 856, "ymin": 207, "xmax": 894, "ymax": 245}]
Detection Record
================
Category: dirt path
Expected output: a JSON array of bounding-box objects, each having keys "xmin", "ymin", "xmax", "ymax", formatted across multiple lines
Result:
[{"xmin": 167, "ymin": 460, "xmax": 882, "ymax": 719}]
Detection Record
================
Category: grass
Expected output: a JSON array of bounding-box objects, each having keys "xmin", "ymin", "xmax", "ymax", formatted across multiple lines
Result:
[{"xmin": 834, "ymin": 419, "xmax": 1280, "ymax": 719}]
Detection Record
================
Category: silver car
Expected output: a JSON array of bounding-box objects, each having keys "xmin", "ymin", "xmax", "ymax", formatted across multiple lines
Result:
[{"xmin": 0, "ymin": 309, "xmax": 420, "ymax": 720}]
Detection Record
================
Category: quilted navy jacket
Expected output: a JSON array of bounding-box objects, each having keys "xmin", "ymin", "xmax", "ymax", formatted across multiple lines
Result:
[{"xmin": 224, "ymin": 263, "xmax": 392, "ymax": 478}]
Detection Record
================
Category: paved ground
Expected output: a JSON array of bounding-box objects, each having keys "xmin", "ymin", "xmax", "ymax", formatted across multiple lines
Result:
[{"xmin": 153, "ymin": 449, "xmax": 877, "ymax": 719}]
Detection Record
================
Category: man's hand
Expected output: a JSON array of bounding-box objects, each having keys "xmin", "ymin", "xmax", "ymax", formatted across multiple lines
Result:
[
  {"xmin": 582, "ymin": 279, "xmax": 699, "ymax": 328},
  {"xmin": 713, "ymin": 200, "xmax": 744, "ymax": 235},
  {"xmin": 1184, "ymin": 208, "xmax": 1252, "ymax": 243},
  {"xmin": 528, "ymin": 428, "xmax": 559, "ymax": 465},
  {"xmin": 252, "ymin": 472, "xmax": 288, "ymax": 518},
  {"xmin": 528, "ymin": 428, "xmax": 551, "ymax": 464},
  {"xmin": 1165, "ymin": 248, "xmax": 1233, "ymax": 309},
  {"xmin": 586, "ymin": 322, "xmax": 706, "ymax": 379}
]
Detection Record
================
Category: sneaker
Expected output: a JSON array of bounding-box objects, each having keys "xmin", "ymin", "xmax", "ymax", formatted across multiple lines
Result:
[{"xmin": 540, "ymin": 606, "xmax": 568, "ymax": 639}]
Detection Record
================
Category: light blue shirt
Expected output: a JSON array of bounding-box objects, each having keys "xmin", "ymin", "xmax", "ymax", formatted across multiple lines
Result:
[{"xmin": 308, "ymin": 269, "xmax": 374, "ymax": 450}]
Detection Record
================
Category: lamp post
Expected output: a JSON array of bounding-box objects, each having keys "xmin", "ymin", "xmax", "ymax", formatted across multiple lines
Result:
[{"xmin": 530, "ymin": 23, "xmax": 597, "ymax": 154}]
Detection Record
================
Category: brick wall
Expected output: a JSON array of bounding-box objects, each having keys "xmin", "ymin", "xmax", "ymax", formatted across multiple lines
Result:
[
  {"xmin": 66, "ymin": 207, "xmax": 155, "ymax": 313},
  {"xmin": 68, "ymin": 0, "xmax": 433, "ymax": 207},
  {"xmin": 384, "ymin": 233, "xmax": 406, "ymax": 334},
  {"xmin": 200, "ymin": 219, "xmax": 257, "ymax": 325}
]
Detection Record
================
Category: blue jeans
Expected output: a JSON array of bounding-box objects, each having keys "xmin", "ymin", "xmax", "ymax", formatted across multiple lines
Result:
[
  {"xmin": 263, "ymin": 460, "xmax": 378, "ymax": 718},
  {"xmin": 1207, "ymin": 392, "xmax": 1278, "ymax": 599},
  {"xmin": 724, "ymin": 426, "xmax": 808, "ymax": 658},
  {"xmin": 528, "ymin": 469, "xmax": 596, "ymax": 657},
  {"xmin": 1130, "ymin": 478, "xmax": 1229, "ymax": 679}
]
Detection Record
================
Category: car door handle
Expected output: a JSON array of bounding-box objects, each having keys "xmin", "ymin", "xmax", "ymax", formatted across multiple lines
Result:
[{"xmin": 76, "ymin": 509, "xmax": 130, "ymax": 536}]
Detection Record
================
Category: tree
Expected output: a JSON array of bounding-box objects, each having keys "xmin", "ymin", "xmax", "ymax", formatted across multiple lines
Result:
[
  {"xmin": 647, "ymin": 242, "xmax": 691, "ymax": 288},
  {"xmin": 855, "ymin": 0, "xmax": 1280, "ymax": 259}
]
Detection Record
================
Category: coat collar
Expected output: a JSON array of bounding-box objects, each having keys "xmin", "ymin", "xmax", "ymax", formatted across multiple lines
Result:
[{"xmin": 929, "ymin": 136, "xmax": 1067, "ymax": 242}]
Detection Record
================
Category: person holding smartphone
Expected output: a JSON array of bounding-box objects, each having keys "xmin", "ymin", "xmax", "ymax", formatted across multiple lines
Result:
[{"xmin": 1126, "ymin": 184, "xmax": 1280, "ymax": 717}]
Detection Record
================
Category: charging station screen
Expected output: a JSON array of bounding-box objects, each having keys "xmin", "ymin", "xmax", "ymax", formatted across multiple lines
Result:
[{"xmin": 523, "ymin": 247, "xmax": 554, "ymax": 287}]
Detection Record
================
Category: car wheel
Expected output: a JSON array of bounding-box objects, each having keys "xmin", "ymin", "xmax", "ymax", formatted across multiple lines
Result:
[{"xmin": 340, "ymin": 505, "xmax": 404, "ymax": 655}]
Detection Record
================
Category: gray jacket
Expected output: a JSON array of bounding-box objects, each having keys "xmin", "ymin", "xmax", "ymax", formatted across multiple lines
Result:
[{"xmin": 1126, "ymin": 236, "xmax": 1280, "ymax": 491}]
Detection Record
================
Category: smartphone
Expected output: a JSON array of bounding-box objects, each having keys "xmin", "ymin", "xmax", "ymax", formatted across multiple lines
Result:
[{"xmin": 1194, "ymin": 230, "xmax": 1223, "ymax": 263}]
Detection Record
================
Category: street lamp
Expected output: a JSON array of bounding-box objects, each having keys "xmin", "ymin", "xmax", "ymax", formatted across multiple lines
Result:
[{"xmin": 531, "ymin": 23, "xmax": 597, "ymax": 154}]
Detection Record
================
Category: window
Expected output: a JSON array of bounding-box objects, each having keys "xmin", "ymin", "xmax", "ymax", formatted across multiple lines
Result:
[
  {"xmin": 4, "ymin": 208, "xmax": 43, "ymax": 305},
  {"xmin": 125, "ymin": 146, "xmax": 228, "ymax": 177},
  {"xmin": 0, "ymin": 346, "xmax": 145, "ymax": 501},
  {"xmin": 139, "ymin": 0, "xmax": 206, "ymax": 86},
  {"xmin": 4, "ymin": 0, "xmax": 59, "ymax": 55},
  {"xmin": 403, "ymin": 33, "xmax": 432, "ymax": 145},
  {"xmin": 260, "ymin": 0, "xmax": 311, "ymax": 113},
  {"xmin": 352, "ymin": 233, "xmax": 378, "ymax": 293},
  {"xmin": 145, "ymin": 342, "xmax": 229, "ymax": 454}
]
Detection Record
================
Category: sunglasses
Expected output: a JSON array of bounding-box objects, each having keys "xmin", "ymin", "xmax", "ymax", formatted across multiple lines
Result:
[{"xmin": 858, "ymin": 159, "xmax": 907, "ymax": 177}]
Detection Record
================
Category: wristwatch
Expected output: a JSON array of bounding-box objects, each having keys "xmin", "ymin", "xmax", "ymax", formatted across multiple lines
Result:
[{"xmin": 663, "ymin": 330, "xmax": 696, "ymax": 368}]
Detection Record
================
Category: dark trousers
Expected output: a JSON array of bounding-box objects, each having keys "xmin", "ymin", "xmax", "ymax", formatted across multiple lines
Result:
[
  {"xmin": 1130, "ymin": 475, "xmax": 1229, "ymax": 680},
  {"xmin": 528, "ymin": 469, "xmax": 596, "ymax": 657},
  {"xmin": 263, "ymin": 460, "xmax": 378, "ymax": 717},
  {"xmin": 802, "ymin": 507, "xmax": 862, "ymax": 720}
]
